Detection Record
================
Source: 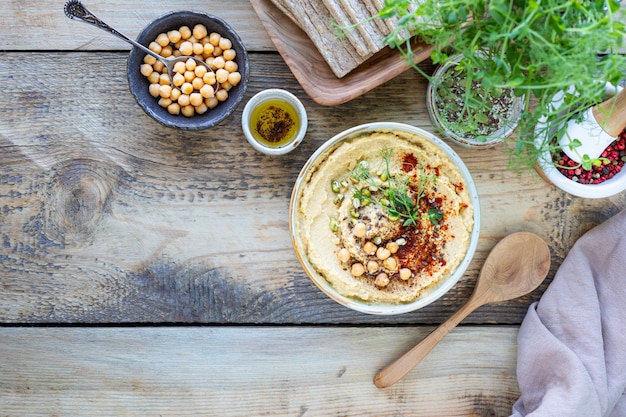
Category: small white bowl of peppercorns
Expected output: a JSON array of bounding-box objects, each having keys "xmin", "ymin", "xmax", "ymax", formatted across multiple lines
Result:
[{"xmin": 127, "ymin": 11, "xmax": 248, "ymax": 130}]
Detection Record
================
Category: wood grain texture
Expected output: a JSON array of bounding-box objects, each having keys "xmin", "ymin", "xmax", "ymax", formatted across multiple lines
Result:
[
  {"xmin": 0, "ymin": 326, "xmax": 520, "ymax": 416},
  {"xmin": 0, "ymin": 0, "xmax": 272, "ymax": 52},
  {"xmin": 1, "ymin": 52, "xmax": 625, "ymax": 324}
]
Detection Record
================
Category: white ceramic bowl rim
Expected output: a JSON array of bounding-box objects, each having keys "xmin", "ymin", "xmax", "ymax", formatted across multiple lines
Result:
[
  {"xmin": 242, "ymin": 89, "xmax": 308, "ymax": 155},
  {"xmin": 289, "ymin": 122, "xmax": 481, "ymax": 315},
  {"xmin": 534, "ymin": 83, "xmax": 626, "ymax": 198}
]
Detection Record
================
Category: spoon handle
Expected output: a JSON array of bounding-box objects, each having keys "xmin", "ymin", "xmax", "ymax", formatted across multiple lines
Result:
[
  {"xmin": 64, "ymin": 1, "xmax": 160, "ymax": 61},
  {"xmin": 593, "ymin": 86, "xmax": 626, "ymax": 137},
  {"xmin": 373, "ymin": 297, "xmax": 482, "ymax": 389}
]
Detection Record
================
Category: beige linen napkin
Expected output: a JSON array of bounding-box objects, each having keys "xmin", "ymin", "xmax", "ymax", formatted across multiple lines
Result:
[{"xmin": 511, "ymin": 210, "xmax": 626, "ymax": 416}]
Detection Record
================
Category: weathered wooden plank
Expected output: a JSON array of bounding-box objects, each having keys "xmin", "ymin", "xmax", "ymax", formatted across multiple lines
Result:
[
  {"xmin": 0, "ymin": 326, "xmax": 520, "ymax": 416},
  {"xmin": 1, "ymin": 52, "xmax": 624, "ymax": 324},
  {"xmin": 0, "ymin": 0, "xmax": 273, "ymax": 52}
]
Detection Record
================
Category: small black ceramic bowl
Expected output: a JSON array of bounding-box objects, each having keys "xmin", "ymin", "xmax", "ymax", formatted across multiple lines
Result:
[{"xmin": 127, "ymin": 11, "xmax": 249, "ymax": 130}]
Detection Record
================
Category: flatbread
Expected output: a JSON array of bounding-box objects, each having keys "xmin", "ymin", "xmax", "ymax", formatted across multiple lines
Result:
[{"xmin": 269, "ymin": 0, "xmax": 421, "ymax": 78}]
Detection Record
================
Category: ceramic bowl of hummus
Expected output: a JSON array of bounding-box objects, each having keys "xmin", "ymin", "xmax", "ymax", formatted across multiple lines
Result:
[{"xmin": 289, "ymin": 122, "xmax": 480, "ymax": 315}]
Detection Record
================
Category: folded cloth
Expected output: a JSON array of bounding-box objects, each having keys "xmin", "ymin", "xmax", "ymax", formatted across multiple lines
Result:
[{"xmin": 511, "ymin": 210, "xmax": 626, "ymax": 417}]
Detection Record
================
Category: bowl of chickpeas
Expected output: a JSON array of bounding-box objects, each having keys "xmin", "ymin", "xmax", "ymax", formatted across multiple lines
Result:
[{"xmin": 127, "ymin": 11, "xmax": 248, "ymax": 130}]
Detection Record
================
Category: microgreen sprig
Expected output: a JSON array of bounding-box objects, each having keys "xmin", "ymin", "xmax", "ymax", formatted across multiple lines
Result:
[{"xmin": 351, "ymin": 147, "xmax": 440, "ymax": 226}]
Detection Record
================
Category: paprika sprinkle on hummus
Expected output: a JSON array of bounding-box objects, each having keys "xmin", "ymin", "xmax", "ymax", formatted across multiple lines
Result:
[{"xmin": 294, "ymin": 128, "xmax": 474, "ymax": 305}]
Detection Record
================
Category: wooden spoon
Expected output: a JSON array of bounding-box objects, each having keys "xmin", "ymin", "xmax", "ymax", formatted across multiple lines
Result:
[{"xmin": 374, "ymin": 232, "xmax": 551, "ymax": 389}]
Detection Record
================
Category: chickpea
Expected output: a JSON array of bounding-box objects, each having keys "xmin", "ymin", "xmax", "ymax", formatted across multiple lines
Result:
[
  {"xmin": 223, "ymin": 49, "xmax": 236, "ymax": 61},
  {"xmin": 172, "ymin": 73, "xmax": 185, "ymax": 87},
  {"xmin": 181, "ymin": 82, "xmax": 194, "ymax": 95},
  {"xmin": 173, "ymin": 61, "xmax": 187, "ymax": 74},
  {"xmin": 170, "ymin": 88, "xmax": 182, "ymax": 101},
  {"xmin": 337, "ymin": 248, "xmax": 350, "ymax": 263},
  {"xmin": 147, "ymin": 71, "xmax": 160, "ymax": 84},
  {"xmin": 140, "ymin": 64, "xmax": 153, "ymax": 77},
  {"xmin": 218, "ymin": 37, "xmax": 232, "ymax": 50},
  {"xmin": 192, "ymin": 43, "xmax": 205, "ymax": 55},
  {"xmin": 376, "ymin": 247, "xmax": 391, "ymax": 261},
  {"xmin": 215, "ymin": 89, "xmax": 228, "ymax": 102},
  {"xmin": 212, "ymin": 46, "xmax": 223, "ymax": 57},
  {"xmin": 193, "ymin": 24, "xmax": 208, "ymax": 40},
  {"xmin": 195, "ymin": 103, "xmax": 208, "ymax": 114},
  {"xmin": 159, "ymin": 84, "xmax": 172, "ymax": 98},
  {"xmin": 206, "ymin": 97, "xmax": 219, "ymax": 109},
  {"xmin": 178, "ymin": 94, "xmax": 191, "ymax": 107},
  {"xmin": 148, "ymin": 41, "xmax": 162, "ymax": 54},
  {"xmin": 167, "ymin": 30, "xmax": 182, "ymax": 44},
  {"xmin": 159, "ymin": 73, "xmax": 170, "ymax": 85},
  {"xmin": 143, "ymin": 54, "xmax": 157, "ymax": 65},
  {"xmin": 158, "ymin": 97, "xmax": 172, "ymax": 108},
  {"xmin": 215, "ymin": 68, "xmax": 229, "ymax": 84},
  {"xmin": 375, "ymin": 273, "xmax": 390, "ymax": 287},
  {"xmin": 185, "ymin": 58, "xmax": 196, "ymax": 71},
  {"xmin": 353, "ymin": 222, "xmax": 366, "ymax": 238},
  {"xmin": 227, "ymin": 72, "xmax": 242, "ymax": 86},
  {"xmin": 203, "ymin": 43, "xmax": 215, "ymax": 56},
  {"xmin": 167, "ymin": 102, "xmax": 181, "ymax": 115},
  {"xmin": 156, "ymin": 33, "xmax": 170, "ymax": 47},
  {"xmin": 220, "ymin": 81, "xmax": 233, "ymax": 91},
  {"xmin": 224, "ymin": 60, "xmax": 238, "ymax": 73},
  {"xmin": 179, "ymin": 26, "xmax": 192, "ymax": 40},
  {"xmin": 212, "ymin": 56, "xmax": 225, "ymax": 69},
  {"xmin": 200, "ymin": 84, "xmax": 215, "ymax": 99},
  {"xmin": 351, "ymin": 263, "xmax": 365, "ymax": 277},
  {"xmin": 184, "ymin": 70, "xmax": 195, "ymax": 82},
  {"xmin": 148, "ymin": 83, "xmax": 161, "ymax": 98},
  {"xmin": 366, "ymin": 260, "xmax": 380, "ymax": 274},
  {"xmin": 203, "ymin": 72, "xmax": 216, "ymax": 85},
  {"xmin": 172, "ymin": 49, "xmax": 182, "ymax": 57},
  {"xmin": 195, "ymin": 65, "xmax": 208, "ymax": 78},
  {"xmin": 179, "ymin": 41, "xmax": 193, "ymax": 56},
  {"xmin": 363, "ymin": 241, "xmax": 377, "ymax": 255},
  {"xmin": 189, "ymin": 92, "xmax": 203, "ymax": 107},
  {"xmin": 153, "ymin": 60, "xmax": 165, "ymax": 73},
  {"xmin": 399, "ymin": 268, "xmax": 412, "ymax": 280},
  {"xmin": 209, "ymin": 32, "xmax": 221, "ymax": 46},
  {"xmin": 192, "ymin": 77, "xmax": 204, "ymax": 90},
  {"xmin": 181, "ymin": 105, "xmax": 195, "ymax": 117},
  {"xmin": 386, "ymin": 241, "xmax": 399, "ymax": 254},
  {"xmin": 383, "ymin": 257, "xmax": 397, "ymax": 272},
  {"xmin": 160, "ymin": 45, "xmax": 173, "ymax": 58}
]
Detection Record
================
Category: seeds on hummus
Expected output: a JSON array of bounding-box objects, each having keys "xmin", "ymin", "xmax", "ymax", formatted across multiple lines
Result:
[{"xmin": 296, "ymin": 129, "xmax": 474, "ymax": 304}]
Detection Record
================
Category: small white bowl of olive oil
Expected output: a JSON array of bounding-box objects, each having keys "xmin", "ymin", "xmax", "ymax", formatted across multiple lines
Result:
[{"xmin": 242, "ymin": 89, "xmax": 308, "ymax": 155}]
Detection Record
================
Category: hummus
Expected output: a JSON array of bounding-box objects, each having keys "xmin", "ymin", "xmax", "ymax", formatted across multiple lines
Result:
[{"xmin": 296, "ymin": 129, "xmax": 474, "ymax": 304}]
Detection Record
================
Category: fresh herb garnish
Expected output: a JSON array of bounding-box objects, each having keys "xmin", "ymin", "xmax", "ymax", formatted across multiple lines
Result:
[{"xmin": 351, "ymin": 147, "xmax": 440, "ymax": 226}]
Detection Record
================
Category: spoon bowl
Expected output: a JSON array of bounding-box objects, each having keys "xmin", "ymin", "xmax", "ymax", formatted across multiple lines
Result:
[{"xmin": 374, "ymin": 232, "xmax": 551, "ymax": 388}]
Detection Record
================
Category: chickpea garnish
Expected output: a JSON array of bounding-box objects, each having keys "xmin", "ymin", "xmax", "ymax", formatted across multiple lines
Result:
[
  {"xmin": 337, "ymin": 248, "xmax": 350, "ymax": 263},
  {"xmin": 353, "ymin": 222, "xmax": 366, "ymax": 238},
  {"xmin": 399, "ymin": 268, "xmax": 412, "ymax": 280},
  {"xmin": 366, "ymin": 260, "xmax": 380, "ymax": 274},
  {"xmin": 351, "ymin": 263, "xmax": 365, "ymax": 277},
  {"xmin": 363, "ymin": 241, "xmax": 377, "ymax": 255},
  {"xmin": 375, "ymin": 273, "xmax": 390, "ymax": 287}
]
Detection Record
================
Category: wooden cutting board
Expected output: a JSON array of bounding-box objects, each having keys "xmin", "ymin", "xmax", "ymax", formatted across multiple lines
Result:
[{"xmin": 249, "ymin": 0, "xmax": 434, "ymax": 106}]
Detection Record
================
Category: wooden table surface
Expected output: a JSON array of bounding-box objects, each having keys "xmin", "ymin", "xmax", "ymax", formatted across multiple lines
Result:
[{"xmin": 1, "ymin": 1, "xmax": 624, "ymax": 415}]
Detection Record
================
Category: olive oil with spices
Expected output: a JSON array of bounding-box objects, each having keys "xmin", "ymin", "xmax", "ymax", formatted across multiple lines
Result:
[{"xmin": 249, "ymin": 99, "xmax": 300, "ymax": 147}]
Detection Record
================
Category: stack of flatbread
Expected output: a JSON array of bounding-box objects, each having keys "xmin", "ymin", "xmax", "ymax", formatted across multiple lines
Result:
[{"xmin": 270, "ymin": 0, "xmax": 408, "ymax": 78}]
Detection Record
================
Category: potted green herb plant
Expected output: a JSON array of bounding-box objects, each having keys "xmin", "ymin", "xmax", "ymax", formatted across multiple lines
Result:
[{"xmin": 359, "ymin": 0, "xmax": 626, "ymax": 172}]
